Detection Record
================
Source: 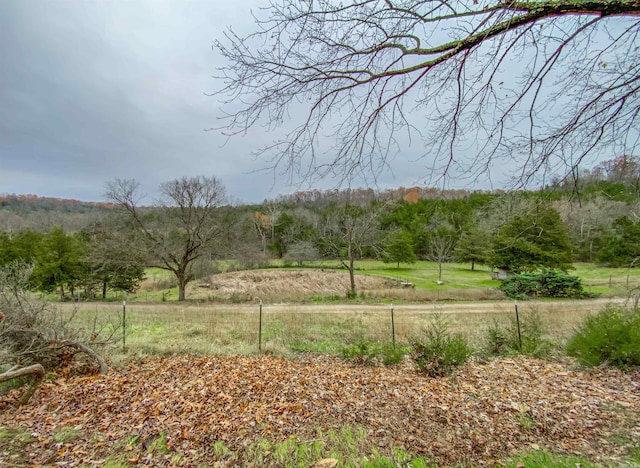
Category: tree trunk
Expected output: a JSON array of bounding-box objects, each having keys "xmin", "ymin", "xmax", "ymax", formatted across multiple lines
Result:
[
  {"xmin": 102, "ymin": 280, "xmax": 108, "ymax": 299},
  {"xmin": 59, "ymin": 284, "xmax": 65, "ymax": 301},
  {"xmin": 348, "ymin": 256, "xmax": 356, "ymax": 296},
  {"xmin": 471, "ymin": 260, "xmax": 475, "ymax": 271},
  {"xmin": 178, "ymin": 276, "xmax": 186, "ymax": 301},
  {"xmin": 0, "ymin": 364, "xmax": 45, "ymax": 406}
]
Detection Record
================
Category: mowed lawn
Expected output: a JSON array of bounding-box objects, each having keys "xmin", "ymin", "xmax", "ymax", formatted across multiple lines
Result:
[{"xmin": 358, "ymin": 260, "xmax": 640, "ymax": 294}]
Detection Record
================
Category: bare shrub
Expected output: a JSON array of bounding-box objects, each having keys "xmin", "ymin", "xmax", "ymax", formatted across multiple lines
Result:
[{"xmin": 0, "ymin": 262, "xmax": 109, "ymax": 380}]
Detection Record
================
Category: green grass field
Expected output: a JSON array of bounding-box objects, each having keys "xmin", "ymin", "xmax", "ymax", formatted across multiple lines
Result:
[
  {"xmin": 346, "ymin": 260, "xmax": 640, "ymax": 295},
  {"xmin": 82, "ymin": 260, "xmax": 640, "ymax": 303}
]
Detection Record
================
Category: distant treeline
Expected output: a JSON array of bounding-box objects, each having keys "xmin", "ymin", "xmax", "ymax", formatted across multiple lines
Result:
[{"xmin": 2, "ymin": 156, "xmax": 640, "ymax": 301}]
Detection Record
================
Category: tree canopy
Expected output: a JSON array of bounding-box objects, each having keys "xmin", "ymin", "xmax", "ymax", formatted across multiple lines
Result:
[
  {"xmin": 490, "ymin": 204, "xmax": 574, "ymax": 273},
  {"xmin": 215, "ymin": 0, "xmax": 640, "ymax": 188},
  {"xmin": 105, "ymin": 176, "xmax": 228, "ymax": 301}
]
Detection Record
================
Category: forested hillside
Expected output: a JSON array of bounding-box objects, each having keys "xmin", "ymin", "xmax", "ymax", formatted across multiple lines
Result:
[
  {"xmin": 0, "ymin": 194, "xmax": 113, "ymax": 233},
  {"xmin": 2, "ymin": 156, "xmax": 640, "ymax": 301}
]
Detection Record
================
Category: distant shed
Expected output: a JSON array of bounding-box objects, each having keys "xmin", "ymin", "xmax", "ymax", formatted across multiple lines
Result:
[{"xmin": 490, "ymin": 268, "xmax": 512, "ymax": 280}]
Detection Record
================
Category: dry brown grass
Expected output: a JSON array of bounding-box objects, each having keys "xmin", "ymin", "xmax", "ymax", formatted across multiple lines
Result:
[
  {"xmin": 367, "ymin": 287, "xmax": 506, "ymax": 302},
  {"xmin": 58, "ymin": 297, "xmax": 620, "ymax": 363},
  {"xmin": 184, "ymin": 269, "xmax": 398, "ymax": 302}
]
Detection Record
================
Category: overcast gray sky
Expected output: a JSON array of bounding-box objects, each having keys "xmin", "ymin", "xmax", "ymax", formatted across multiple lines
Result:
[
  {"xmin": 0, "ymin": 0, "xmax": 351, "ymax": 203},
  {"xmin": 2, "ymin": 0, "xmax": 601, "ymax": 204}
]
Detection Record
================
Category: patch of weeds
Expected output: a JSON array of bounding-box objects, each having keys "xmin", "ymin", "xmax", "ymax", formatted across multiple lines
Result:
[
  {"xmin": 611, "ymin": 432, "xmax": 640, "ymax": 463},
  {"xmin": 515, "ymin": 412, "xmax": 534, "ymax": 430},
  {"xmin": 604, "ymin": 401, "xmax": 640, "ymax": 463},
  {"xmin": 242, "ymin": 426, "xmax": 430, "ymax": 467},
  {"xmin": 0, "ymin": 426, "xmax": 36, "ymax": 465},
  {"xmin": 0, "ymin": 375, "xmax": 31, "ymax": 394},
  {"xmin": 212, "ymin": 440, "xmax": 236, "ymax": 461},
  {"xmin": 246, "ymin": 439, "xmax": 273, "ymax": 466},
  {"xmin": 483, "ymin": 311, "xmax": 553, "ymax": 358},
  {"xmin": 183, "ymin": 326, "xmax": 205, "ymax": 338},
  {"xmin": 341, "ymin": 340, "xmax": 407, "ymax": 366},
  {"xmin": 0, "ymin": 426, "xmax": 34, "ymax": 444},
  {"xmin": 502, "ymin": 449, "xmax": 599, "ymax": 467},
  {"xmin": 271, "ymin": 435, "xmax": 325, "ymax": 466},
  {"xmin": 392, "ymin": 448, "xmax": 433, "ymax": 467},
  {"xmin": 411, "ymin": 314, "xmax": 472, "ymax": 376},
  {"xmin": 103, "ymin": 460, "xmax": 129, "ymax": 468},
  {"xmin": 325, "ymin": 426, "xmax": 367, "ymax": 461},
  {"xmin": 566, "ymin": 305, "xmax": 640, "ymax": 369},
  {"xmin": 342, "ymin": 339, "xmax": 382, "ymax": 365},
  {"xmin": 229, "ymin": 292, "xmax": 251, "ymax": 303},
  {"xmin": 53, "ymin": 426, "xmax": 83, "ymax": 444},
  {"xmin": 144, "ymin": 431, "xmax": 169, "ymax": 454}
]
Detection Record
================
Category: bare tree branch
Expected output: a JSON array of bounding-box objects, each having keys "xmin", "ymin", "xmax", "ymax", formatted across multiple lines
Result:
[
  {"xmin": 214, "ymin": 0, "xmax": 640, "ymax": 189},
  {"xmin": 0, "ymin": 364, "xmax": 44, "ymax": 407}
]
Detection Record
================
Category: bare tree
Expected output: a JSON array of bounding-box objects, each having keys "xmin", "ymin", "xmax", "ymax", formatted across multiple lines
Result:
[
  {"xmin": 252, "ymin": 211, "xmax": 270, "ymax": 257},
  {"xmin": 426, "ymin": 234, "xmax": 456, "ymax": 282},
  {"xmin": 215, "ymin": 0, "xmax": 640, "ymax": 188},
  {"xmin": 105, "ymin": 176, "xmax": 228, "ymax": 301},
  {"xmin": 319, "ymin": 202, "xmax": 384, "ymax": 296}
]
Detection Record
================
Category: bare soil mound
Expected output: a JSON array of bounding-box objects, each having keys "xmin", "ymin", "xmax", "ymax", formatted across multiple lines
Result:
[{"xmin": 187, "ymin": 269, "xmax": 397, "ymax": 302}]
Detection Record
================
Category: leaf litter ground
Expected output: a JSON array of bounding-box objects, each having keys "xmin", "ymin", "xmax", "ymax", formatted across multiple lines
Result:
[{"xmin": 0, "ymin": 355, "xmax": 638, "ymax": 466}]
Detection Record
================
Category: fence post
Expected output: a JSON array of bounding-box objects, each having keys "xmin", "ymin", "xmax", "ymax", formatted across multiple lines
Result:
[
  {"xmin": 514, "ymin": 301, "xmax": 522, "ymax": 351},
  {"xmin": 391, "ymin": 303, "xmax": 396, "ymax": 348},
  {"xmin": 258, "ymin": 300, "xmax": 263, "ymax": 352},
  {"xmin": 122, "ymin": 300, "xmax": 126, "ymax": 352}
]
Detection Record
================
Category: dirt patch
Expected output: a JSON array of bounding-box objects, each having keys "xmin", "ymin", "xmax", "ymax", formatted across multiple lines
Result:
[{"xmin": 187, "ymin": 269, "xmax": 398, "ymax": 301}]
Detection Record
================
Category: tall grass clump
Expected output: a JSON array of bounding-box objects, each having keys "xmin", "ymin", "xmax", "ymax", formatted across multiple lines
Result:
[
  {"xmin": 483, "ymin": 312, "xmax": 553, "ymax": 358},
  {"xmin": 411, "ymin": 314, "xmax": 472, "ymax": 376},
  {"xmin": 566, "ymin": 306, "xmax": 640, "ymax": 369},
  {"xmin": 341, "ymin": 339, "xmax": 407, "ymax": 366}
]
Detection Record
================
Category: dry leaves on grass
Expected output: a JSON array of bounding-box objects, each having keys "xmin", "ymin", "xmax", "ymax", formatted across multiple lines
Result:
[{"xmin": 0, "ymin": 355, "xmax": 638, "ymax": 466}]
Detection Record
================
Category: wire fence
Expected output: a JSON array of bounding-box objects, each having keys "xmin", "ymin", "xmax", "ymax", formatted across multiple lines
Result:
[{"xmin": 59, "ymin": 299, "xmax": 618, "ymax": 358}]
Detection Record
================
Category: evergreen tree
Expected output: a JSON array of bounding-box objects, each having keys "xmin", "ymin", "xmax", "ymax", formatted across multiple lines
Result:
[
  {"xmin": 454, "ymin": 225, "xmax": 489, "ymax": 271},
  {"xmin": 490, "ymin": 205, "xmax": 573, "ymax": 273},
  {"xmin": 31, "ymin": 227, "xmax": 85, "ymax": 299},
  {"xmin": 381, "ymin": 230, "xmax": 416, "ymax": 269},
  {"xmin": 597, "ymin": 216, "xmax": 640, "ymax": 267}
]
